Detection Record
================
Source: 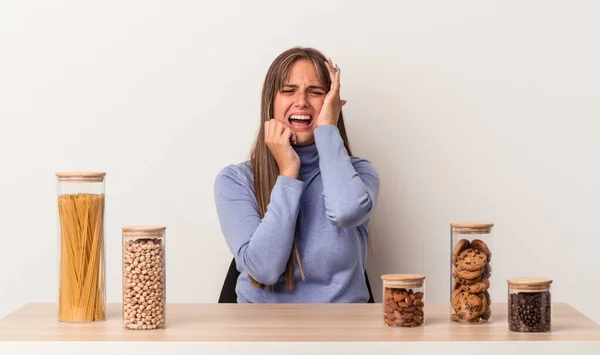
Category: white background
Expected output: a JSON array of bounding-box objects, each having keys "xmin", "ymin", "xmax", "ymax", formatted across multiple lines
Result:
[{"xmin": 1, "ymin": 0, "xmax": 599, "ymax": 324}]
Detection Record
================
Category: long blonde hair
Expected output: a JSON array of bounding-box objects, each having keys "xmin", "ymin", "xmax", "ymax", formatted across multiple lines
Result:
[{"xmin": 250, "ymin": 47, "xmax": 353, "ymax": 291}]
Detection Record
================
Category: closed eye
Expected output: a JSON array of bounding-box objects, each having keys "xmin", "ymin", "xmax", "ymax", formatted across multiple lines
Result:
[{"xmin": 281, "ymin": 89, "xmax": 324, "ymax": 95}]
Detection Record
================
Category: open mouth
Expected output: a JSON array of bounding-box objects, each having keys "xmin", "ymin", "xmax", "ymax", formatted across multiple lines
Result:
[{"xmin": 288, "ymin": 114, "xmax": 313, "ymax": 129}]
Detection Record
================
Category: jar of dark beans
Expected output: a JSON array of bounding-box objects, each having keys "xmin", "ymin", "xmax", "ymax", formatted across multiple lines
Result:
[{"xmin": 507, "ymin": 278, "xmax": 553, "ymax": 333}]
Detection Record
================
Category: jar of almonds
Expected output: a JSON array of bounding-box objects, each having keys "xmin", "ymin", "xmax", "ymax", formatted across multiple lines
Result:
[
  {"xmin": 450, "ymin": 222, "xmax": 494, "ymax": 324},
  {"xmin": 122, "ymin": 226, "xmax": 166, "ymax": 330},
  {"xmin": 381, "ymin": 274, "xmax": 426, "ymax": 327}
]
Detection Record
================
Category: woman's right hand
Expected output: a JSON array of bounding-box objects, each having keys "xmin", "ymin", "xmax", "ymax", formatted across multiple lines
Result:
[{"xmin": 265, "ymin": 119, "xmax": 300, "ymax": 179}]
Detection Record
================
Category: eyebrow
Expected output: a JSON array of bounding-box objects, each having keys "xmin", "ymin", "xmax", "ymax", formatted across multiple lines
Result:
[{"xmin": 282, "ymin": 84, "xmax": 326, "ymax": 91}]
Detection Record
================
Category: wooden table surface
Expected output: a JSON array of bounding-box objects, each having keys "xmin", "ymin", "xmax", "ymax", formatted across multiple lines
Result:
[{"xmin": 1, "ymin": 302, "xmax": 599, "ymax": 342}]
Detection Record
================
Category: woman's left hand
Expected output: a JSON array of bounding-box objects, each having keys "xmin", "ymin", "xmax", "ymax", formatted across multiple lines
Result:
[{"xmin": 316, "ymin": 58, "xmax": 347, "ymax": 127}]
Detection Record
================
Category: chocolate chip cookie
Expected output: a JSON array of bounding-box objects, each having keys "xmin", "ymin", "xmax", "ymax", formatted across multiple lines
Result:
[
  {"xmin": 481, "ymin": 290, "xmax": 492, "ymax": 320},
  {"xmin": 460, "ymin": 279, "xmax": 490, "ymax": 293},
  {"xmin": 456, "ymin": 248, "xmax": 488, "ymax": 271},
  {"xmin": 471, "ymin": 239, "xmax": 491, "ymax": 262},
  {"xmin": 482, "ymin": 263, "xmax": 492, "ymax": 280},
  {"xmin": 452, "ymin": 239, "xmax": 471, "ymax": 265},
  {"xmin": 454, "ymin": 266, "xmax": 484, "ymax": 280},
  {"xmin": 453, "ymin": 291, "xmax": 485, "ymax": 321},
  {"xmin": 455, "ymin": 274, "xmax": 482, "ymax": 286}
]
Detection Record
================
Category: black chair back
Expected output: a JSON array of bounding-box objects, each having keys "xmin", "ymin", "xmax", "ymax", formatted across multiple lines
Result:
[{"xmin": 218, "ymin": 258, "xmax": 375, "ymax": 303}]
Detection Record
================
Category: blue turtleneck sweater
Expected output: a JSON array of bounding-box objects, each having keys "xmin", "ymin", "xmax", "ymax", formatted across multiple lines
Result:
[{"xmin": 214, "ymin": 125, "xmax": 380, "ymax": 302}]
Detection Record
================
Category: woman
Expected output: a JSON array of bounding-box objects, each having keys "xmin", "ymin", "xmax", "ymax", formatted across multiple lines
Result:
[{"xmin": 214, "ymin": 47, "xmax": 380, "ymax": 303}]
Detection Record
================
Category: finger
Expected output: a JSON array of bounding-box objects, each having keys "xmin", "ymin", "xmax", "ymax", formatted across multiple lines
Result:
[
  {"xmin": 328, "ymin": 57, "xmax": 335, "ymax": 72},
  {"xmin": 326, "ymin": 57, "xmax": 336, "ymax": 78},
  {"xmin": 280, "ymin": 121, "xmax": 298, "ymax": 144},
  {"xmin": 325, "ymin": 58, "xmax": 341, "ymax": 97},
  {"xmin": 329, "ymin": 67, "xmax": 340, "ymax": 97},
  {"xmin": 289, "ymin": 128, "xmax": 298, "ymax": 145},
  {"xmin": 272, "ymin": 119, "xmax": 285, "ymax": 138},
  {"xmin": 332, "ymin": 60, "xmax": 340, "ymax": 77},
  {"xmin": 265, "ymin": 119, "xmax": 273, "ymax": 142},
  {"xmin": 341, "ymin": 100, "xmax": 347, "ymax": 106},
  {"xmin": 283, "ymin": 122, "xmax": 298, "ymax": 144},
  {"xmin": 281, "ymin": 127, "xmax": 294, "ymax": 145},
  {"xmin": 289, "ymin": 129, "xmax": 298, "ymax": 146},
  {"xmin": 267, "ymin": 119, "xmax": 278, "ymax": 143}
]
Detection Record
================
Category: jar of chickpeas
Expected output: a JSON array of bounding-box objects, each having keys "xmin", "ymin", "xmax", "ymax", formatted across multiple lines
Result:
[{"xmin": 122, "ymin": 226, "xmax": 166, "ymax": 330}]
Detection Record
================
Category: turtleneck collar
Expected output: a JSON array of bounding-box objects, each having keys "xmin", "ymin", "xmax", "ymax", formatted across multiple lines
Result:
[{"xmin": 293, "ymin": 143, "xmax": 319, "ymax": 175}]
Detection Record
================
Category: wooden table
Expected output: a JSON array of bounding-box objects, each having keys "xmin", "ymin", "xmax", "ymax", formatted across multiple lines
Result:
[{"xmin": 1, "ymin": 303, "xmax": 599, "ymax": 354}]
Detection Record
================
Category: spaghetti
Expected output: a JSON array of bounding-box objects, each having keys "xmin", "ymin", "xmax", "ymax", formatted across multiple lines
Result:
[{"xmin": 58, "ymin": 193, "xmax": 105, "ymax": 322}]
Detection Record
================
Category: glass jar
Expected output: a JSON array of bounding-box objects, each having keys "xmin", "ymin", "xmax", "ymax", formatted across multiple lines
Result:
[
  {"xmin": 381, "ymin": 274, "xmax": 426, "ymax": 327},
  {"xmin": 450, "ymin": 222, "xmax": 494, "ymax": 324},
  {"xmin": 122, "ymin": 226, "xmax": 166, "ymax": 330},
  {"xmin": 56, "ymin": 172, "xmax": 106, "ymax": 322},
  {"xmin": 507, "ymin": 278, "xmax": 552, "ymax": 333}
]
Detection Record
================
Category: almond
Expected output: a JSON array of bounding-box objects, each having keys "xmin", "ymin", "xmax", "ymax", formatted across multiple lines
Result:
[
  {"xmin": 415, "ymin": 292, "xmax": 424, "ymax": 299},
  {"xmin": 400, "ymin": 312, "xmax": 414, "ymax": 320}
]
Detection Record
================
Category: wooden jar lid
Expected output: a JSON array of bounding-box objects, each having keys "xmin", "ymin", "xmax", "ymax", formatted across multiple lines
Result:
[
  {"xmin": 450, "ymin": 222, "xmax": 494, "ymax": 234},
  {"xmin": 56, "ymin": 172, "xmax": 106, "ymax": 182},
  {"xmin": 122, "ymin": 226, "xmax": 166, "ymax": 238},
  {"xmin": 507, "ymin": 277, "xmax": 553, "ymax": 292},
  {"xmin": 381, "ymin": 274, "xmax": 425, "ymax": 287}
]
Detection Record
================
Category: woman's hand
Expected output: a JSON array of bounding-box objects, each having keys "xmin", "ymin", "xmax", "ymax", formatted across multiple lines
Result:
[
  {"xmin": 316, "ymin": 58, "xmax": 347, "ymax": 127},
  {"xmin": 265, "ymin": 119, "xmax": 300, "ymax": 179}
]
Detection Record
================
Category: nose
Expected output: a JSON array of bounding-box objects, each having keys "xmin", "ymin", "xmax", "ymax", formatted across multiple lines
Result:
[{"xmin": 294, "ymin": 91, "xmax": 309, "ymax": 108}]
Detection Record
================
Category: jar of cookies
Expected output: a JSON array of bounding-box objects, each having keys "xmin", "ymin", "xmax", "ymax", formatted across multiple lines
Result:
[
  {"xmin": 122, "ymin": 226, "xmax": 166, "ymax": 330},
  {"xmin": 56, "ymin": 172, "xmax": 106, "ymax": 323},
  {"xmin": 507, "ymin": 278, "xmax": 552, "ymax": 333},
  {"xmin": 450, "ymin": 222, "xmax": 493, "ymax": 324},
  {"xmin": 381, "ymin": 274, "xmax": 426, "ymax": 327}
]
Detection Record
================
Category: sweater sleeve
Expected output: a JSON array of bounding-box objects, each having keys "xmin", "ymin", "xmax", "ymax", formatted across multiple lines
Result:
[
  {"xmin": 214, "ymin": 166, "xmax": 305, "ymax": 285},
  {"xmin": 314, "ymin": 125, "xmax": 380, "ymax": 228}
]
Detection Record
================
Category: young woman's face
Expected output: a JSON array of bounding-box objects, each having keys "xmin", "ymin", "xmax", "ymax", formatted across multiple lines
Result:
[{"xmin": 273, "ymin": 59, "xmax": 326, "ymax": 146}]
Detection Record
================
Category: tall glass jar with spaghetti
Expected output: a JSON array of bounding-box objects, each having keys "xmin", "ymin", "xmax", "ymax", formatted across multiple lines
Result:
[
  {"xmin": 56, "ymin": 172, "xmax": 106, "ymax": 322},
  {"xmin": 122, "ymin": 226, "xmax": 166, "ymax": 330},
  {"xmin": 450, "ymin": 222, "xmax": 494, "ymax": 324}
]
